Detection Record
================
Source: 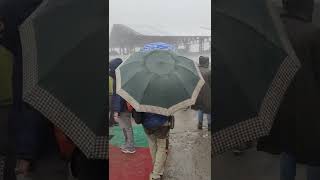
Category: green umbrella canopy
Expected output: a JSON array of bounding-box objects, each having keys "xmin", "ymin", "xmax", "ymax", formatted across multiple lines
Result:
[
  {"xmin": 116, "ymin": 50, "xmax": 205, "ymax": 116},
  {"xmin": 20, "ymin": 0, "xmax": 108, "ymax": 159}
]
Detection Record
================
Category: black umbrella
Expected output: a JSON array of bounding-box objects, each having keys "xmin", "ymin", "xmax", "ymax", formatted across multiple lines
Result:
[
  {"xmin": 272, "ymin": 0, "xmax": 320, "ymax": 26},
  {"xmin": 213, "ymin": 0, "xmax": 300, "ymax": 154},
  {"xmin": 20, "ymin": 0, "xmax": 107, "ymax": 159}
]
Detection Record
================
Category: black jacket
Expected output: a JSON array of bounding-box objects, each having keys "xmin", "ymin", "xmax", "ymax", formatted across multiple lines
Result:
[
  {"xmin": 191, "ymin": 66, "xmax": 211, "ymax": 114},
  {"xmin": 257, "ymin": 16, "xmax": 320, "ymax": 165},
  {"xmin": 0, "ymin": 0, "xmax": 42, "ymax": 111}
]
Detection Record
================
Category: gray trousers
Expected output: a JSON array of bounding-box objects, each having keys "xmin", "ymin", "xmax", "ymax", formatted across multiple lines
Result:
[{"xmin": 117, "ymin": 113, "xmax": 134, "ymax": 148}]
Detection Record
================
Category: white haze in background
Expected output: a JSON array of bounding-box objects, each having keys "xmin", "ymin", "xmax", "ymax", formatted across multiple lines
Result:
[{"xmin": 109, "ymin": 0, "xmax": 211, "ymax": 34}]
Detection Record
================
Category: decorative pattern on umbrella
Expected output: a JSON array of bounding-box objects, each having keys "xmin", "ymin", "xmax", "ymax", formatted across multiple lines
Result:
[
  {"xmin": 116, "ymin": 50, "xmax": 205, "ymax": 116},
  {"xmin": 20, "ymin": 0, "xmax": 108, "ymax": 159},
  {"xmin": 0, "ymin": 156, "xmax": 4, "ymax": 180},
  {"xmin": 213, "ymin": 0, "xmax": 301, "ymax": 154}
]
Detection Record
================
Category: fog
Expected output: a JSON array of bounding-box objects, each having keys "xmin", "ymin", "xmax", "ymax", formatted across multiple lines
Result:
[{"xmin": 109, "ymin": 0, "xmax": 211, "ymax": 32}]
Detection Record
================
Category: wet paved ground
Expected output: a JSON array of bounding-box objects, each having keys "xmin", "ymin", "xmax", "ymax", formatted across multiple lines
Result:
[
  {"xmin": 163, "ymin": 109, "xmax": 211, "ymax": 180},
  {"xmin": 15, "ymin": 109, "xmax": 310, "ymax": 180},
  {"xmin": 212, "ymin": 146, "xmax": 306, "ymax": 180},
  {"xmin": 16, "ymin": 150, "xmax": 75, "ymax": 180}
]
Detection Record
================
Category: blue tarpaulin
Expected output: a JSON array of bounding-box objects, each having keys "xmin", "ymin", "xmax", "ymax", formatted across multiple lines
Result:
[{"xmin": 142, "ymin": 42, "xmax": 175, "ymax": 52}]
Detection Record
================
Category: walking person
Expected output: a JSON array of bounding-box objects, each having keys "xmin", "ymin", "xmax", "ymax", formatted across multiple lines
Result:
[
  {"xmin": 0, "ymin": 40, "xmax": 16, "ymax": 180},
  {"xmin": 109, "ymin": 76, "xmax": 118, "ymax": 127},
  {"xmin": 197, "ymin": 110, "xmax": 211, "ymax": 130},
  {"xmin": 1, "ymin": 1, "xmax": 72, "ymax": 179},
  {"xmin": 258, "ymin": 0, "xmax": 320, "ymax": 179},
  {"xmin": 192, "ymin": 56, "xmax": 211, "ymax": 131},
  {"xmin": 110, "ymin": 58, "xmax": 136, "ymax": 153},
  {"xmin": 136, "ymin": 112, "xmax": 171, "ymax": 180},
  {"xmin": 0, "ymin": 1, "xmax": 60, "ymax": 178},
  {"xmin": 1, "ymin": 1, "xmax": 44, "ymax": 179}
]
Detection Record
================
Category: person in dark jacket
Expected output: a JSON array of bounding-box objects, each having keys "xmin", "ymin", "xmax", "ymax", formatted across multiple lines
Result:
[
  {"xmin": 0, "ymin": 1, "xmax": 56, "ymax": 178},
  {"xmin": 194, "ymin": 56, "xmax": 211, "ymax": 130},
  {"xmin": 109, "ymin": 76, "xmax": 118, "ymax": 127},
  {"xmin": 1, "ymin": 2, "xmax": 107, "ymax": 180},
  {"xmin": 109, "ymin": 58, "xmax": 136, "ymax": 153},
  {"xmin": 0, "ymin": 1, "xmax": 45, "ymax": 178},
  {"xmin": 0, "ymin": 18, "xmax": 16, "ymax": 180},
  {"xmin": 257, "ymin": 0, "xmax": 320, "ymax": 179}
]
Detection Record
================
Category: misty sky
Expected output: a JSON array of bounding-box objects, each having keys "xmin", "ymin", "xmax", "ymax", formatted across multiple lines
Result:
[{"xmin": 109, "ymin": 0, "xmax": 211, "ymax": 31}]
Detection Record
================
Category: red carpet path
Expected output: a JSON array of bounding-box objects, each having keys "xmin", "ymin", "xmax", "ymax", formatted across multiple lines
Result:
[{"xmin": 109, "ymin": 145, "xmax": 153, "ymax": 180}]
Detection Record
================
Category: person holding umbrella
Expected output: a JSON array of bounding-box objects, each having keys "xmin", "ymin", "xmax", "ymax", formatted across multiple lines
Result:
[
  {"xmin": 193, "ymin": 56, "xmax": 211, "ymax": 130},
  {"xmin": 115, "ymin": 43, "xmax": 205, "ymax": 180},
  {"xmin": 110, "ymin": 58, "xmax": 136, "ymax": 154},
  {"xmin": 257, "ymin": 0, "xmax": 320, "ymax": 179},
  {"xmin": 0, "ymin": 1, "xmax": 65, "ymax": 178},
  {"xmin": 0, "ymin": 0, "xmax": 46, "ymax": 178},
  {"xmin": 0, "ymin": 16, "xmax": 16, "ymax": 180},
  {"xmin": 134, "ymin": 111, "xmax": 171, "ymax": 180}
]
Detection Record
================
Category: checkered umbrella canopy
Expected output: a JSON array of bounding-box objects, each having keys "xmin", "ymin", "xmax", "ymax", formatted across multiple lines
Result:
[
  {"xmin": 0, "ymin": 156, "xmax": 4, "ymax": 180},
  {"xmin": 20, "ymin": 0, "xmax": 107, "ymax": 159},
  {"xmin": 213, "ymin": 0, "xmax": 300, "ymax": 154}
]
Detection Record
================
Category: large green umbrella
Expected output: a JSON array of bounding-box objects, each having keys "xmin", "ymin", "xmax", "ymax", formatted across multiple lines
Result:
[
  {"xmin": 213, "ymin": 0, "xmax": 300, "ymax": 154},
  {"xmin": 20, "ymin": 0, "xmax": 107, "ymax": 159},
  {"xmin": 116, "ymin": 50, "xmax": 205, "ymax": 116}
]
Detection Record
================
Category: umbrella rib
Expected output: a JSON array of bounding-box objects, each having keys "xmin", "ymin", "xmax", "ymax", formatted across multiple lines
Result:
[
  {"xmin": 38, "ymin": 28, "xmax": 103, "ymax": 83},
  {"xmin": 216, "ymin": 56, "xmax": 259, "ymax": 112},
  {"xmin": 119, "ymin": 63, "xmax": 146, "ymax": 86},
  {"xmin": 121, "ymin": 60, "xmax": 143, "ymax": 68},
  {"xmin": 175, "ymin": 63, "xmax": 200, "ymax": 78},
  {"xmin": 216, "ymin": 9, "xmax": 283, "ymax": 50},
  {"xmin": 139, "ymin": 74, "xmax": 158, "ymax": 104},
  {"xmin": 120, "ymin": 69, "xmax": 157, "ymax": 103},
  {"xmin": 175, "ymin": 56, "xmax": 200, "ymax": 76},
  {"xmin": 139, "ymin": 73, "xmax": 189, "ymax": 108},
  {"xmin": 172, "ymin": 72, "xmax": 192, "ymax": 96}
]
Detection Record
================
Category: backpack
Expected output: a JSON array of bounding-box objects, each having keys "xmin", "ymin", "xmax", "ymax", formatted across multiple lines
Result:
[{"xmin": 132, "ymin": 109, "xmax": 143, "ymax": 124}]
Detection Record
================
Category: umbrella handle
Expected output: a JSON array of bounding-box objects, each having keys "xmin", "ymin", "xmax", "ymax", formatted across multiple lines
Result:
[{"xmin": 169, "ymin": 116, "xmax": 175, "ymax": 129}]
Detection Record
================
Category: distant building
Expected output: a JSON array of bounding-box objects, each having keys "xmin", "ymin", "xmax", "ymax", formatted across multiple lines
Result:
[{"xmin": 109, "ymin": 24, "xmax": 211, "ymax": 55}]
